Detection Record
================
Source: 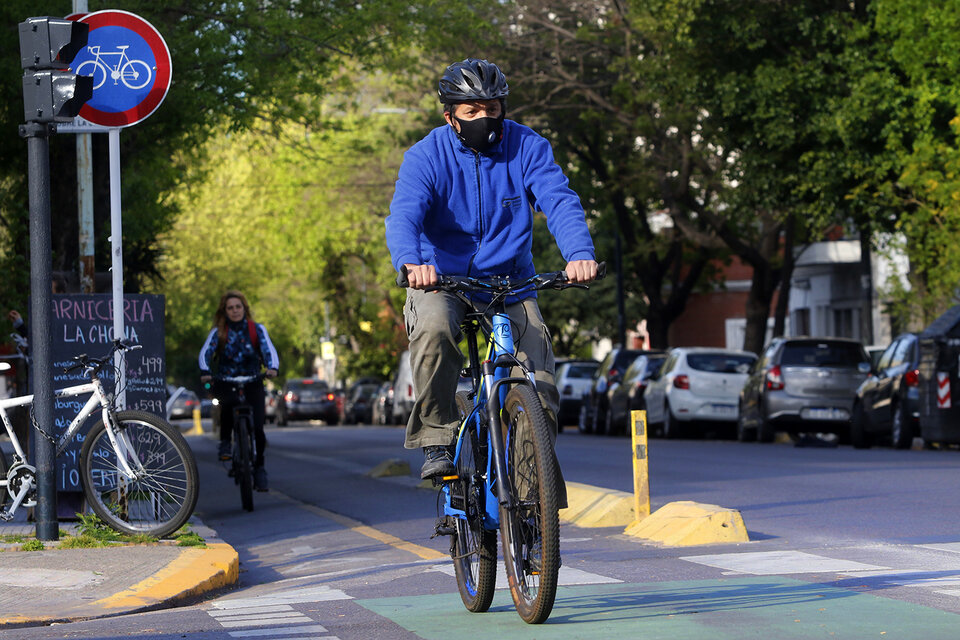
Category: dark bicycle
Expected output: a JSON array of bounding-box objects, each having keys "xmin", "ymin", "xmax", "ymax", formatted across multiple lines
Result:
[
  {"xmin": 210, "ymin": 374, "xmax": 264, "ymax": 512},
  {"xmin": 398, "ymin": 263, "xmax": 604, "ymax": 624}
]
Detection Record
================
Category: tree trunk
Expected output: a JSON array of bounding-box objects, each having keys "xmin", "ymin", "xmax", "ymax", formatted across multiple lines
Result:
[{"xmin": 773, "ymin": 214, "xmax": 795, "ymax": 337}]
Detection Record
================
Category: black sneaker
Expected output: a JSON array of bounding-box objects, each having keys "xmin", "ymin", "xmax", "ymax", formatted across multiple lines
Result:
[
  {"xmin": 218, "ymin": 441, "xmax": 232, "ymax": 461},
  {"xmin": 420, "ymin": 445, "xmax": 455, "ymax": 480},
  {"xmin": 254, "ymin": 466, "xmax": 269, "ymax": 492}
]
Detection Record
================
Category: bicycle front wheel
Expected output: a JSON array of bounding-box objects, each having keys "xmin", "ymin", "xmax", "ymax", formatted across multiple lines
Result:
[
  {"xmin": 499, "ymin": 385, "xmax": 561, "ymax": 624},
  {"xmin": 235, "ymin": 417, "xmax": 254, "ymax": 512},
  {"xmin": 451, "ymin": 391, "xmax": 497, "ymax": 612},
  {"xmin": 80, "ymin": 411, "xmax": 199, "ymax": 538}
]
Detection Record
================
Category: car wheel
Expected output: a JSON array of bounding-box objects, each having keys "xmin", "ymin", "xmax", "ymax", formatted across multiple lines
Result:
[
  {"xmin": 604, "ymin": 405, "xmax": 616, "ymax": 437},
  {"xmin": 891, "ymin": 401, "xmax": 913, "ymax": 449},
  {"xmin": 736, "ymin": 401, "xmax": 756, "ymax": 442},
  {"xmin": 850, "ymin": 401, "xmax": 872, "ymax": 449},
  {"xmin": 592, "ymin": 399, "xmax": 606, "ymax": 434},
  {"xmin": 757, "ymin": 410, "xmax": 775, "ymax": 443},
  {"xmin": 662, "ymin": 402, "xmax": 680, "ymax": 439},
  {"xmin": 578, "ymin": 404, "xmax": 593, "ymax": 434},
  {"xmin": 277, "ymin": 408, "xmax": 287, "ymax": 427}
]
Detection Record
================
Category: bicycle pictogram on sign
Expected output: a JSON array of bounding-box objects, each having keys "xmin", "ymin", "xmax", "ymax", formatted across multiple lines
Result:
[{"xmin": 75, "ymin": 45, "xmax": 152, "ymax": 90}]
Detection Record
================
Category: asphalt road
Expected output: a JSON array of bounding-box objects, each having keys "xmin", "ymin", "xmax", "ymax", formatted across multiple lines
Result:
[{"xmin": 12, "ymin": 420, "xmax": 960, "ymax": 639}]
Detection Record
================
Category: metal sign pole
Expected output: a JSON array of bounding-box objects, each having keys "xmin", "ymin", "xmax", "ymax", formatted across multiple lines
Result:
[
  {"xmin": 22, "ymin": 122, "xmax": 58, "ymax": 541},
  {"xmin": 109, "ymin": 128, "xmax": 125, "ymax": 407}
]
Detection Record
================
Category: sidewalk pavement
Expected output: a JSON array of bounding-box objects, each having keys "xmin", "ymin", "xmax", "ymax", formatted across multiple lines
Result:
[{"xmin": 0, "ymin": 518, "xmax": 238, "ymax": 629}]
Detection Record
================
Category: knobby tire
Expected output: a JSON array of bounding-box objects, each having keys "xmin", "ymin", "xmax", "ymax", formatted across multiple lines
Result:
[
  {"xmin": 500, "ymin": 385, "xmax": 560, "ymax": 624},
  {"xmin": 451, "ymin": 391, "xmax": 497, "ymax": 612},
  {"xmin": 80, "ymin": 410, "xmax": 199, "ymax": 538}
]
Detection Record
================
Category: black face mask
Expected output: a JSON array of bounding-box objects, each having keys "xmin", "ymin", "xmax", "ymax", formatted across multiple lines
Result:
[{"xmin": 453, "ymin": 115, "xmax": 504, "ymax": 153}]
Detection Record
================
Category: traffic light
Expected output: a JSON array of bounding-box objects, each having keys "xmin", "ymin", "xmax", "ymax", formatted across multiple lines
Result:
[{"xmin": 18, "ymin": 17, "xmax": 93, "ymax": 124}]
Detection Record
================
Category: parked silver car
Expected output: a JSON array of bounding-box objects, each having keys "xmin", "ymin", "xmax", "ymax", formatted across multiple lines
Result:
[
  {"xmin": 738, "ymin": 337, "xmax": 870, "ymax": 443},
  {"xmin": 555, "ymin": 358, "xmax": 599, "ymax": 430}
]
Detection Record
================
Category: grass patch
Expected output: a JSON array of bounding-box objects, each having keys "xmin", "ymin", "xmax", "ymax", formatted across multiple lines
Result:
[
  {"xmin": 75, "ymin": 512, "xmax": 158, "ymax": 545},
  {"xmin": 20, "ymin": 539, "xmax": 44, "ymax": 551},
  {"xmin": 0, "ymin": 534, "xmax": 26, "ymax": 544}
]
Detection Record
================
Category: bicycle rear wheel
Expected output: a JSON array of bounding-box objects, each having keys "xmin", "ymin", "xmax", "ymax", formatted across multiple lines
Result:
[
  {"xmin": 451, "ymin": 391, "xmax": 497, "ymax": 612},
  {"xmin": 80, "ymin": 410, "xmax": 198, "ymax": 538},
  {"xmin": 235, "ymin": 417, "xmax": 254, "ymax": 512},
  {"xmin": 499, "ymin": 385, "xmax": 560, "ymax": 624}
]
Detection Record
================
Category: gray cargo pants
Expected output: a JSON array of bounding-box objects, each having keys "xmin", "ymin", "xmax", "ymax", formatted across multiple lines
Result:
[{"xmin": 403, "ymin": 288, "xmax": 560, "ymax": 450}]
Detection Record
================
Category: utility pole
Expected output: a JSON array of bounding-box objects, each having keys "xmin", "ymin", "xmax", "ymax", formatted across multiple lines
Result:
[{"xmin": 18, "ymin": 16, "xmax": 92, "ymax": 540}]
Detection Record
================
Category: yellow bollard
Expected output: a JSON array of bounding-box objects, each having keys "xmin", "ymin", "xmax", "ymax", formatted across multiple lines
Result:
[
  {"xmin": 630, "ymin": 410, "xmax": 650, "ymax": 522},
  {"xmin": 186, "ymin": 407, "xmax": 204, "ymax": 436}
]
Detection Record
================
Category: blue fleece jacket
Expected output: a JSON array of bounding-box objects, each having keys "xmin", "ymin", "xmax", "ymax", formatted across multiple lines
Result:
[{"xmin": 385, "ymin": 119, "xmax": 595, "ymax": 289}]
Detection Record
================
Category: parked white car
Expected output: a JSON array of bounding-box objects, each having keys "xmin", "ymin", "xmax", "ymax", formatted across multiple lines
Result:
[{"xmin": 644, "ymin": 347, "xmax": 757, "ymax": 438}]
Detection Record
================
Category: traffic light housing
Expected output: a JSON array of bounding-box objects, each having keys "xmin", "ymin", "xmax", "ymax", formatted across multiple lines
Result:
[{"xmin": 18, "ymin": 17, "xmax": 93, "ymax": 124}]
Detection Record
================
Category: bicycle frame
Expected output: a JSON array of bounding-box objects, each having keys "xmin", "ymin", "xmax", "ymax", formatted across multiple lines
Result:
[
  {"xmin": 0, "ymin": 377, "xmax": 140, "ymax": 519},
  {"xmin": 444, "ymin": 306, "xmax": 539, "ymax": 530}
]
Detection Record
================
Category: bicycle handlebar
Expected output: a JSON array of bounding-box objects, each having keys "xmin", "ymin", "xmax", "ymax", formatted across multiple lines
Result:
[
  {"xmin": 62, "ymin": 339, "xmax": 143, "ymax": 374},
  {"xmin": 396, "ymin": 262, "xmax": 606, "ymax": 293},
  {"xmin": 209, "ymin": 373, "xmax": 266, "ymax": 385}
]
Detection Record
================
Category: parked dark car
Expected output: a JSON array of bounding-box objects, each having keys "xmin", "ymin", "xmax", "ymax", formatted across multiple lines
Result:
[
  {"xmin": 371, "ymin": 381, "xmax": 395, "ymax": 425},
  {"xmin": 578, "ymin": 348, "xmax": 649, "ymax": 434},
  {"xmin": 852, "ymin": 333, "xmax": 920, "ymax": 449},
  {"xmin": 738, "ymin": 337, "xmax": 870, "ymax": 443},
  {"xmin": 604, "ymin": 353, "xmax": 666, "ymax": 436},
  {"xmin": 166, "ymin": 384, "xmax": 200, "ymax": 420},
  {"xmin": 343, "ymin": 382, "xmax": 381, "ymax": 425},
  {"xmin": 277, "ymin": 378, "xmax": 340, "ymax": 425},
  {"xmin": 555, "ymin": 359, "xmax": 599, "ymax": 430}
]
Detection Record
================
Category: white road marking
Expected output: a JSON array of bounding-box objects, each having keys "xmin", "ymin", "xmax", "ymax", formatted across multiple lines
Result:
[
  {"xmin": 681, "ymin": 550, "xmax": 888, "ymax": 575},
  {"xmin": 284, "ymin": 545, "xmax": 319, "ymax": 557},
  {"xmin": 214, "ymin": 612, "xmax": 311, "ymax": 623},
  {"xmin": 209, "ymin": 605, "xmax": 296, "ymax": 617},
  {"xmin": 228, "ymin": 626, "xmax": 329, "ymax": 637},
  {"xmin": 839, "ymin": 570, "xmax": 960, "ymax": 587},
  {"xmin": 919, "ymin": 542, "xmax": 960, "ymax": 555},
  {"xmin": 214, "ymin": 585, "xmax": 353, "ymax": 609},
  {"xmin": 219, "ymin": 617, "xmax": 314, "ymax": 628},
  {"xmin": 428, "ymin": 563, "xmax": 621, "ymax": 586}
]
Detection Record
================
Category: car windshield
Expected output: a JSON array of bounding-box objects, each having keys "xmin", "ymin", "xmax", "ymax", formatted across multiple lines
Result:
[
  {"xmin": 780, "ymin": 341, "xmax": 866, "ymax": 366},
  {"xmin": 353, "ymin": 384, "xmax": 379, "ymax": 400},
  {"xmin": 687, "ymin": 353, "xmax": 755, "ymax": 373},
  {"xmin": 564, "ymin": 363, "xmax": 597, "ymax": 378}
]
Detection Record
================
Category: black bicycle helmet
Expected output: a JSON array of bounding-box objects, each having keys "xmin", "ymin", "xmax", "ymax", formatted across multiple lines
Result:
[{"xmin": 438, "ymin": 58, "xmax": 509, "ymax": 104}]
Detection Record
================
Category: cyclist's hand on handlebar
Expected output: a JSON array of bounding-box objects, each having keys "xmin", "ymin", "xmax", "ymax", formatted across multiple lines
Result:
[
  {"xmin": 265, "ymin": 369, "xmax": 278, "ymax": 378},
  {"xmin": 403, "ymin": 263, "xmax": 438, "ymax": 290},
  {"xmin": 565, "ymin": 259, "xmax": 599, "ymax": 284}
]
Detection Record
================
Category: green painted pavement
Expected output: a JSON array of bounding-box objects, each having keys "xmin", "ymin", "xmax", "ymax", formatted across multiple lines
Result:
[{"xmin": 357, "ymin": 577, "xmax": 959, "ymax": 639}]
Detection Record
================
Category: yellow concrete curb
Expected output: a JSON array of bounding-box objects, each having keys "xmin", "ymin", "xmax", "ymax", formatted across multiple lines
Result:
[
  {"xmin": 559, "ymin": 481, "xmax": 635, "ymax": 528},
  {"xmin": 93, "ymin": 542, "xmax": 239, "ymax": 611},
  {"xmin": 623, "ymin": 501, "xmax": 749, "ymax": 546}
]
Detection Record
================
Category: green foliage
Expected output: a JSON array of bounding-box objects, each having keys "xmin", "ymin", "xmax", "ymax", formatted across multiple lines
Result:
[
  {"xmin": 19, "ymin": 539, "xmax": 44, "ymax": 551},
  {"xmin": 153, "ymin": 69, "xmax": 435, "ymax": 383},
  {"xmin": 76, "ymin": 511, "xmax": 158, "ymax": 544}
]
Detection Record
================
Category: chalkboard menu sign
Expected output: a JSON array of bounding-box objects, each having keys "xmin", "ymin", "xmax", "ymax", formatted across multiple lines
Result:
[{"xmin": 47, "ymin": 294, "xmax": 165, "ymax": 492}]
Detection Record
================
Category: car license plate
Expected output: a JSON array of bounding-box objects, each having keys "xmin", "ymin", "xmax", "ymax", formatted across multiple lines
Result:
[
  {"xmin": 801, "ymin": 407, "xmax": 848, "ymax": 421},
  {"xmin": 711, "ymin": 404, "xmax": 736, "ymax": 416}
]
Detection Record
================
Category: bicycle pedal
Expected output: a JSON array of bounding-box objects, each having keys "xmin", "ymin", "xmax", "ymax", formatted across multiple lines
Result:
[
  {"xmin": 0, "ymin": 510, "xmax": 12, "ymax": 522},
  {"xmin": 432, "ymin": 520, "xmax": 456, "ymax": 538}
]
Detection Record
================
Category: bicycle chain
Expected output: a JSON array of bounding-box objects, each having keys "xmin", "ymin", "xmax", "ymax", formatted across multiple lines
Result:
[{"xmin": 29, "ymin": 402, "xmax": 58, "ymax": 446}]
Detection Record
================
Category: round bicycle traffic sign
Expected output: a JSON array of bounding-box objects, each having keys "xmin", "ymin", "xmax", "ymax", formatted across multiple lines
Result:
[{"xmin": 69, "ymin": 10, "xmax": 172, "ymax": 128}]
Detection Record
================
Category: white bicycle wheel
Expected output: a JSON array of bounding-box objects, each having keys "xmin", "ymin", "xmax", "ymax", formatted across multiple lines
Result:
[
  {"xmin": 75, "ymin": 60, "xmax": 108, "ymax": 90},
  {"xmin": 120, "ymin": 59, "xmax": 152, "ymax": 90}
]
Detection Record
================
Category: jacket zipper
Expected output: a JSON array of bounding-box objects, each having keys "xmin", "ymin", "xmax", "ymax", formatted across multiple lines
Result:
[{"xmin": 467, "ymin": 151, "xmax": 483, "ymax": 276}]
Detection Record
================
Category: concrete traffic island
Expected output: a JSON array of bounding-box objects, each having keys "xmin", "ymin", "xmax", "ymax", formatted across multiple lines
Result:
[{"xmin": 623, "ymin": 501, "xmax": 749, "ymax": 546}]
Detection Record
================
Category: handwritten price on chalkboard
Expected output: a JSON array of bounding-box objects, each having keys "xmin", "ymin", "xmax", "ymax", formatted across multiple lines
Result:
[
  {"xmin": 132, "ymin": 399, "xmax": 164, "ymax": 414},
  {"xmin": 139, "ymin": 356, "xmax": 163, "ymax": 376}
]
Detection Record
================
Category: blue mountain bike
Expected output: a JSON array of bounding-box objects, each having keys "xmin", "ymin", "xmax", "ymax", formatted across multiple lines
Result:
[{"xmin": 399, "ymin": 264, "xmax": 603, "ymax": 624}]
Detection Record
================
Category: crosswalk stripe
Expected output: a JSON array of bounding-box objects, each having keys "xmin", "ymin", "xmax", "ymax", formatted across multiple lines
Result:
[
  {"xmin": 209, "ymin": 605, "xmax": 296, "ymax": 617},
  {"xmin": 228, "ymin": 626, "xmax": 329, "ymax": 638},
  {"xmin": 219, "ymin": 617, "xmax": 314, "ymax": 628},
  {"xmin": 214, "ymin": 612, "xmax": 310, "ymax": 623}
]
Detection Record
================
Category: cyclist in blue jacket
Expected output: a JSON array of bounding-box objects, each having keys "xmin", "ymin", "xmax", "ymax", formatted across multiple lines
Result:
[
  {"xmin": 199, "ymin": 290, "xmax": 279, "ymax": 490},
  {"xmin": 385, "ymin": 58, "xmax": 598, "ymax": 480}
]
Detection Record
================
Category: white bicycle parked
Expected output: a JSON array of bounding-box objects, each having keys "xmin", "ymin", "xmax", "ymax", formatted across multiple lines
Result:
[{"xmin": 0, "ymin": 340, "xmax": 197, "ymax": 538}]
